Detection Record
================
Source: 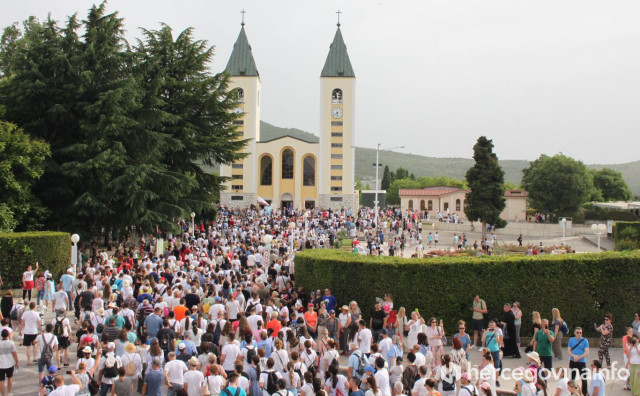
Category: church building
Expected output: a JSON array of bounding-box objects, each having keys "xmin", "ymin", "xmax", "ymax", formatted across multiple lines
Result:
[{"xmin": 219, "ymin": 21, "xmax": 358, "ymax": 211}]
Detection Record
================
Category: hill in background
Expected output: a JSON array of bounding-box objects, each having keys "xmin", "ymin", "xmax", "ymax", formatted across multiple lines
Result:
[{"xmin": 257, "ymin": 121, "xmax": 640, "ymax": 195}]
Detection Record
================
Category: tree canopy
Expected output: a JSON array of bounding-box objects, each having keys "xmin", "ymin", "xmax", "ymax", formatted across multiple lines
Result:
[
  {"xmin": 464, "ymin": 136, "xmax": 506, "ymax": 238},
  {"xmin": 0, "ymin": 3, "xmax": 246, "ymax": 237},
  {"xmin": 522, "ymin": 154, "xmax": 593, "ymax": 216},
  {"xmin": 590, "ymin": 168, "xmax": 632, "ymax": 202}
]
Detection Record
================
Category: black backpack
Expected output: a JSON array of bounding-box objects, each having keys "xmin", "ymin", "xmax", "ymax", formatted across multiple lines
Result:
[
  {"xmin": 442, "ymin": 371, "xmax": 456, "ymax": 392},
  {"xmin": 53, "ymin": 318, "xmax": 64, "ymax": 337},
  {"xmin": 211, "ymin": 319, "xmax": 223, "ymax": 346},
  {"xmin": 266, "ymin": 370, "xmax": 278, "ymax": 395},
  {"xmin": 103, "ymin": 358, "xmax": 119, "ymax": 378},
  {"xmin": 244, "ymin": 345, "xmax": 256, "ymax": 365},
  {"xmin": 159, "ymin": 329, "xmax": 173, "ymax": 352}
]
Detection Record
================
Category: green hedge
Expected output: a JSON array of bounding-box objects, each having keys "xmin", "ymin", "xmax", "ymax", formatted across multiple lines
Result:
[
  {"xmin": 585, "ymin": 210, "xmax": 638, "ymax": 222},
  {"xmin": 612, "ymin": 222, "xmax": 640, "ymax": 250},
  {"xmin": 0, "ymin": 232, "xmax": 71, "ymax": 288},
  {"xmin": 295, "ymin": 249, "xmax": 640, "ymax": 337}
]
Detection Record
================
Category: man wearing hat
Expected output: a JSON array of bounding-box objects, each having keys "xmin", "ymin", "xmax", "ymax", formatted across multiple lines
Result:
[
  {"xmin": 183, "ymin": 356, "xmax": 205, "ymax": 396},
  {"xmin": 98, "ymin": 342, "xmax": 121, "ymax": 396},
  {"xmin": 339, "ymin": 305, "xmax": 351, "ymax": 355},
  {"xmin": 40, "ymin": 365, "xmax": 58, "ymax": 395},
  {"xmin": 459, "ymin": 372, "xmax": 477, "ymax": 395},
  {"xmin": 121, "ymin": 342, "xmax": 142, "ymax": 391}
]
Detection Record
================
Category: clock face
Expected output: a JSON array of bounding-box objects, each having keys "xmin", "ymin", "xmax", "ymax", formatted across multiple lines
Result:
[{"xmin": 331, "ymin": 107, "xmax": 343, "ymax": 119}]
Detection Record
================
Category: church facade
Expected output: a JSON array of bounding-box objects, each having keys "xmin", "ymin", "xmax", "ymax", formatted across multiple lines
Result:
[{"xmin": 219, "ymin": 22, "xmax": 358, "ymax": 211}]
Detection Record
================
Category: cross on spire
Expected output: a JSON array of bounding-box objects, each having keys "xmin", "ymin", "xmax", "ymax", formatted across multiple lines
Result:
[
  {"xmin": 336, "ymin": 10, "xmax": 342, "ymax": 27},
  {"xmin": 241, "ymin": 9, "xmax": 246, "ymax": 26}
]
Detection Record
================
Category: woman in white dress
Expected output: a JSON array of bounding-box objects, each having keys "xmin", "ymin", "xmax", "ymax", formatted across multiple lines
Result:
[{"xmin": 405, "ymin": 310, "xmax": 425, "ymax": 349}]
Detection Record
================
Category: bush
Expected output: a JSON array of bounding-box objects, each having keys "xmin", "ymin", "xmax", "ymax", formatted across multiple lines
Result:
[
  {"xmin": 584, "ymin": 210, "xmax": 638, "ymax": 222},
  {"xmin": 613, "ymin": 222, "xmax": 640, "ymax": 251},
  {"xmin": 295, "ymin": 249, "xmax": 640, "ymax": 337},
  {"xmin": 0, "ymin": 232, "xmax": 70, "ymax": 288}
]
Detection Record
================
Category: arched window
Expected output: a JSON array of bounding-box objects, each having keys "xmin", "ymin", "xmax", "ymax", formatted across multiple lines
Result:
[
  {"xmin": 303, "ymin": 156, "xmax": 315, "ymax": 186},
  {"xmin": 332, "ymin": 89, "xmax": 343, "ymax": 104},
  {"xmin": 420, "ymin": 200, "xmax": 426, "ymax": 210},
  {"xmin": 428, "ymin": 200, "xmax": 433, "ymax": 211},
  {"xmin": 408, "ymin": 200, "xmax": 414, "ymax": 210},
  {"xmin": 456, "ymin": 199, "xmax": 461, "ymax": 211},
  {"xmin": 281, "ymin": 149, "xmax": 294, "ymax": 179},
  {"xmin": 260, "ymin": 156, "xmax": 272, "ymax": 186},
  {"xmin": 237, "ymin": 88, "xmax": 245, "ymax": 103}
]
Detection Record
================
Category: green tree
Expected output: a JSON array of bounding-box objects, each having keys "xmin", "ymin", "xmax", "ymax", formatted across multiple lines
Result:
[
  {"xmin": 464, "ymin": 136, "xmax": 506, "ymax": 239},
  {"xmin": 0, "ymin": 121, "xmax": 50, "ymax": 231},
  {"xmin": 522, "ymin": 154, "xmax": 593, "ymax": 218},
  {"xmin": 381, "ymin": 165, "xmax": 392, "ymax": 190},
  {"xmin": 590, "ymin": 168, "xmax": 632, "ymax": 202},
  {"xmin": 395, "ymin": 167, "xmax": 409, "ymax": 180},
  {"xmin": 0, "ymin": 3, "xmax": 247, "ymax": 238}
]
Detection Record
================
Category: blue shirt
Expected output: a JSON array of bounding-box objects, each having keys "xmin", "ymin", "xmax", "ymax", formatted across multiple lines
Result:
[
  {"xmin": 349, "ymin": 351, "xmax": 364, "ymax": 379},
  {"xmin": 568, "ymin": 337, "xmax": 589, "ymax": 363},
  {"xmin": 351, "ymin": 391, "xmax": 365, "ymax": 396},
  {"xmin": 222, "ymin": 386, "xmax": 247, "ymax": 396},
  {"xmin": 175, "ymin": 340, "xmax": 198, "ymax": 356},
  {"xmin": 387, "ymin": 344, "xmax": 402, "ymax": 365},
  {"xmin": 257, "ymin": 340, "xmax": 272, "ymax": 358},
  {"xmin": 322, "ymin": 295, "xmax": 337, "ymax": 312},
  {"xmin": 455, "ymin": 334, "xmax": 472, "ymax": 359},
  {"xmin": 485, "ymin": 330, "xmax": 500, "ymax": 352},
  {"xmin": 590, "ymin": 372, "xmax": 605, "ymax": 396},
  {"xmin": 144, "ymin": 314, "xmax": 163, "ymax": 337},
  {"xmin": 144, "ymin": 369, "xmax": 164, "ymax": 396},
  {"xmin": 60, "ymin": 274, "xmax": 74, "ymax": 292}
]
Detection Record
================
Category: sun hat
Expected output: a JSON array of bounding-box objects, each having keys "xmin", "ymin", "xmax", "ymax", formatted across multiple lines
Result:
[
  {"xmin": 82, "ymin": 346, "xmax": 92, "ymax": 353},
  {"xmin": 480, "ymin": 382, "xmax": 491, "ymax": 390},
  {"xmin": 526, "ymin": 351, "xmax": 541, "ymax": 365},
  {"xmin": 125, "ymin": 343, "xmax": 137, "ymax": 353},
  {"xmin": 460, "ymin": 373, "xmax": 471, "ymax": 381},
  {"xmin": 107, "ymin": 342, "xmax": 115, "ymax": 349},
  {"xmin": 178, "ymin": 343, "xmax": 186, "ymax": 350}
]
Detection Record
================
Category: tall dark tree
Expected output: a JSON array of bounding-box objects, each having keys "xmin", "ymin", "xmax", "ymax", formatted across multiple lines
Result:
[
  {"xmin": 381, "ymin": 165, "xmax": 392, "ymax": 190},
  {"xmin": 395, "ymin": 167, "xmax": 409, "ymax": 180},
  {"xmin": 522, "ymin": 154, "xmax": 593, "ymax": 218},
  {"xmin": 0, "ymin": 2, "xmax": 247, "ymax": 238},
  {"xmin": 464, "ymin": 136, "xmax": 506, "ymax": 240}
]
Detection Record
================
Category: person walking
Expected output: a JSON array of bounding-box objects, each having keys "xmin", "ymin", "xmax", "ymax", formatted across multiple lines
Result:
[
  {"xmin": 21, "ymin": 301, "xmax": 41, "ymax": 366},
  {"xmin": 21, "ymin": 262, "xmax": 38, "ymax": 302},
  {"xmin": 0, "ymin": 329, "xmax": 18, "ymax": 396},
  {"xmin": 471, "ymin": 295, "xmax": 487, "ymax": 348},
  {"xmin": 551, "ymin": 308, "xmax": 565, "ymax": 361}
]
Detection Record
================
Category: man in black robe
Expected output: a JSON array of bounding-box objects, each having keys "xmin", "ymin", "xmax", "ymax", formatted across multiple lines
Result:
[{"xmin": 501, "ymin": 303, "xmax": 521, "ymax": 358}]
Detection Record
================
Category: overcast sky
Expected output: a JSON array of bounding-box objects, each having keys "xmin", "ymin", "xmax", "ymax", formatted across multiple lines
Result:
[{"xmin": 3, "ymin": 1, "xmax": 640, "ymax": 164}]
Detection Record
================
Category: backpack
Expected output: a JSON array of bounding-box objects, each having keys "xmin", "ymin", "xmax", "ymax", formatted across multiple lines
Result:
[
  {"xmin": 460, "ymin": 385, "xmax": 478, "ymax": 396},
  {"xmin": 354, "ymin": 351, "xmax": 367, "ymax": 376},
  {"xmin": 211, "ymin": 319, "xmax": 223, "ymax": 346},
  {"xmin": 561, "ymin": 321, "xmax": 569, "ymax": 335},
  {"xmin": 103, "ymin": 356, "xmax": 119, "ymax": 378},
  {"xmin": 123, "ymin": 352, "xmax": 138, "ymax": 377},
  {"xmin": 53, "ymin": 317, "xmax": 64, "ymax": 337},
  {"xmin": 40, "ymin": 334, "xmax": 55, "ymax": 363},
  {"xmin": 42, "ymin": 375, "xmax": 56, "ymax": 395},
  {"xmin": 83, "ymin": 311, "xmax": 92, "ymax": 323},
  {"xmin": 302, "ymin": 350, "xmax": 317, "ymax": 375},
  {"xmin": 265, "ymin": 370, "xmax": 278, "ymax": 395},
  {"xmin": 159, "ymin": 329, "xmax": 173, "ymax": 352},
  {"xmin": 245, "ymin": 301, "xmax": 257, "ymax": 315},
  {"xmin": 401, "ymin": 365, "xmax": 418, "ymax": 391},
  {"xmin": 96, "ymin": 316, "xmax": 105, "ymax": 334},
  {"xmin": 244, "ymin": 345, "xmax": 256, "ymax": 365},
  {"xmin": 9, "ymin": 305, "xmax": 18, "ymax": 321},
  {"xmin": 122, "ymin": 311, "xmax": 132, "ymax": 329},
  {"xmin": 441, "ymin": 369, "xmax": 456, "ymax": 391}
]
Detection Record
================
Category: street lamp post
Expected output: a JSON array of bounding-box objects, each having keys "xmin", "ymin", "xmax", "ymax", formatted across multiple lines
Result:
[
  {"xmin": 190, "ymin": 212, "xmax": 196, "ymax": 236},
  {"xmin": 374, "ymin": 144, "xmax": 404, "ymax": 228},
  {"xmin": 70, "ymin": 234, "xmax": 80, "ymax": 276},
  {"xmin": 591, "ymin": 223, "xmax": 607, "ymax": 252},
  {"xmin": 561, "ymin": 217, "xmax": 567, "ymax": 246}
]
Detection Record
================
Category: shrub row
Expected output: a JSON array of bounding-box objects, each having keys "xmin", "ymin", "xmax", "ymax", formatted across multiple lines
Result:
[
  {"xmin": 612, "ymin": 222, "xmax": 640, "ymax": 250},
  {"xmin": 295, "ymin": 249, "xmax": 640, "ymax": 337},
  {"xmin": 584, "ymin": 209, "xmax": 638, "ymax": 222},
  {"xmin": 0, "ymin": 232, "xmax": 71, "ymax": 288}
]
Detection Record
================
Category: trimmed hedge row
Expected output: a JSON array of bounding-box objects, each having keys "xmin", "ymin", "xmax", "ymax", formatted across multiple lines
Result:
[
  {"xmin": 613, "ymin": 222, "xmax": 640, "ymax": 250},
  {"xmin": 0, "ymin": 232, "xmax": 71, "ymax": 288},
  {"xmin": 295, "ymin": 249, "xmax": 640, "ymax": 337}
]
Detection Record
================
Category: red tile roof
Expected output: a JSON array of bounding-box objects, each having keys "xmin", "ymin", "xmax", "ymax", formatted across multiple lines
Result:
[{"xmin": 505, "ymin": 189, "xmax": 527, "ymax": 197}]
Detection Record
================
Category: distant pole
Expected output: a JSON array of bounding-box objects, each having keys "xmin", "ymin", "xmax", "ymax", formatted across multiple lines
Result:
[
  {"xmin": 374, "ymin": 144, "xmax": 381, "ymax": 227},
  {"xmin": 561, "ymin": 217, "xmax": 567, "ymax": 246}
]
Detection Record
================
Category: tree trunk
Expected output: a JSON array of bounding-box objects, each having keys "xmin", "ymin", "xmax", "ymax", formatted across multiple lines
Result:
[{"xmin": 481, "ymin": 220, "xmax": 487, "ymax": 241}]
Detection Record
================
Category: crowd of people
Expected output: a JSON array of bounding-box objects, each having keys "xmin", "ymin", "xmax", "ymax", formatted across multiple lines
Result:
[{"xmin": 0, "ymin": 206, "xmax": 633, "ymax": 396}]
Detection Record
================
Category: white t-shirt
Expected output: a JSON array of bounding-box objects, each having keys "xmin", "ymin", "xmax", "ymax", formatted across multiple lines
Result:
[
  {"xmin": 0, "ymin": 340, "xmax": 16, "ymax": 369},
  {"xmin": 374, "ymin": 368, "xmax": 391, "ymax": 396},
  {"xmin": 22, "ymin": 310, "xmax": 41, "ymax": 334},
  {"xmin": 247, "ymin": 314, "xmax": 263, "ymax": 332},
  {"xmin": 207, "ymin": 375, "xmax": 225, "ymax": 395},
  {"xmin": 53, "ymin": 291, "xmax": 68, "ymax": 310},
  {"xmin": 379, "ymin": 337, "xmax": 392, "ymax": 360},
  {"xmin": 412, "ymin": 377, "xmax": 428, "ymax": 396},
  {"xmin": 226, "ymin": 300, "xmax": 241, "ymax": 320},
  {"xmin": 555, "ymin": 378, "xmax": 571, "ymax": 396},
  {"xmin": 49, "ymin": 385, "xmax": 80, "ymax": 396},
  {"xmin": 260, "ymin": 370, "xmax": 283, "ymax": 389},
  {"xmin": 221, "ymin": 343, "xmax": 240, "ymax": 371},
  {"xmin": 23, "ymin": 270, "xmax": 35, "ymax": 281},
  {"xmin": 165, "ymin": 359, "xmax": 188, "ymax": 385},
  {"xmin": 479, "ymin": 363, "xmax": 497, "ymax": 396},
  {"xmin": 358, "ymin": 329, "xmax": 372, "ymax": 354},
  {"xmin": 183, "ymin": 369, "xmax": 205, "ymax": 396}
]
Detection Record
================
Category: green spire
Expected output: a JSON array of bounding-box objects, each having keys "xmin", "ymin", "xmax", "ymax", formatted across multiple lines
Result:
[
  {"xmin": 226, "ymin": 26, "xmax": 259, "ymax": 77},
  {"xmin": 321, "ymin": 26, "xmax": 355, "ymax": 78}
]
